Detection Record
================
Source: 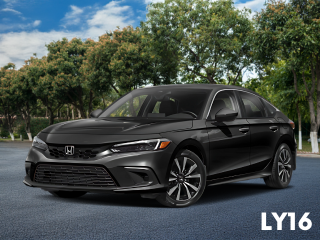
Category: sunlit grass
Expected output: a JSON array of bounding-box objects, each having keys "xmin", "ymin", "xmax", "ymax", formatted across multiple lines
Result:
[{"xmin": 296, "ymin": 135, "xmax": 320, "ymax": 154}]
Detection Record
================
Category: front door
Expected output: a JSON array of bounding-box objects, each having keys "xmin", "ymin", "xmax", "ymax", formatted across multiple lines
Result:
[{"xmin": 206, "ymin": 90, "xmax": 251, "ymax": 179}]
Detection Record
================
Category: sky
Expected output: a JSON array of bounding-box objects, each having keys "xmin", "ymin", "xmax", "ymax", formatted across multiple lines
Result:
[{"xmin": 0, "ymin": 0, "xmax": 266, "ymax": 79}]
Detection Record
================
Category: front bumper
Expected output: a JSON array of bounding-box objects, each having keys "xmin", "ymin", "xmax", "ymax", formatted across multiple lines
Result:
[{"xmin": 24, "ymin": 143, "xmax": 175, "ymax": 194}]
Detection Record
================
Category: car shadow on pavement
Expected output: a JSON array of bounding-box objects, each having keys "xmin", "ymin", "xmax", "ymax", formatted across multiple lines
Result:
[
  {"xmin": 198, "ymin": 182, "xmax": 293, "ymax": 205},
  {"xmin": 37, "ymin": 181, "xmax": 292, "ymax": 208},
  {"xmin": 39, "ymin": 192, "xmax": 163, "ymax": 208}
]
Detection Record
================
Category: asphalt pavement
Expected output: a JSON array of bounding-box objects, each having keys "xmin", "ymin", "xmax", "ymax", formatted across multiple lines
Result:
[{"xmin": 0, "ymin": 141, "xmax": 319, "ymax": 239}]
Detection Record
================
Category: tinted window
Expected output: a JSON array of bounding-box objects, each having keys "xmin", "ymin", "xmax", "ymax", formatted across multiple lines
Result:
[
  {"xmin": 238, "ymin": 91, "xmax": 265, "ymax": 118},
  {"xmin": 99, "ymin": 88, "xmax": 211, "ymax": 119},
  {"xmin": 208, "ymin": 91, "xmax": 239, "ymax": 120},
  {"xmin": 261, "ymin": 99, "xmax": 277, "ymax": 117}
]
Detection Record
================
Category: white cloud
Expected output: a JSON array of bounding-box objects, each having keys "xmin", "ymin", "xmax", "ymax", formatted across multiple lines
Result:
[
  {"xmin": 0, "ymin": 1, "xmax": 135, "ymax": 68},
  {"xmin": 1, "ymin": 8, "xmax": 21, "ymax": 14},
  {"xmin": 33, "ymin": 20, "xmax": 41, "ymax": 27},
  {"xmin": 86, "ymin": 1, "xmax": 134, "ymax": 36},
  {"xmin": 235, "ymin": 0, "xmax": 266, "ymax": 19},
  {"xmin": 144, "ymin": 0, "xmax": 164, "ymax": 4},
  {"xmin": 61, "ymin": 5, "xmax": 85, "ymax": 27},
  {"xmin": 0, "ymin": 30, "xmax": 82, "ymax": 68}
]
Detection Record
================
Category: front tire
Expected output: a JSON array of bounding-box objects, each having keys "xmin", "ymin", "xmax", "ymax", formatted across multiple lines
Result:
[
  {"xmin": 49, "ymin": 191, "xmax": 87, "ymax": 198},
  {"xmin": 156, "ymin": 149, "xmax": 206, "ymax": 207},
  {"xmin": 264, "ymin": 143, "xmax": 293, "ymax": 188}
]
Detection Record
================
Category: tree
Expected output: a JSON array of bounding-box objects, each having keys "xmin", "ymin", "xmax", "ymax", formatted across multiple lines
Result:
[
  {"xmin": 144, "ymin": 0, "xmax": 254, "ymax": 84},
  {"xmin": 83, "ymin": 26, "xmax": 170, "ymax": 96},
  {"xmin": 253, "ymin": 0, "xmax": 320, "ymax": 152},
  {"xmin": 46, "ymin": 38, "xmax": 95, "ymax": 116},
  {"xmin": 26, "ymin": 57, "xmax": 67, "ymax": 125},
  {"xmin": 11, "ymin": 65, "xmax": 37, "ymax": 140},
  {"xmin": 0, "ymin": 63, "xmax": 18, "ymax": 140}
]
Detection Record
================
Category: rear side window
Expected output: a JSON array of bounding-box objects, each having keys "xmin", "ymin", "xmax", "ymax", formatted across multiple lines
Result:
[
  {"xmin": 208, "ymin": 91, "xmax": 239, "ymax": 120},
  {"xmin": 238, "ymin": 91, "xmax": 265, "ymax": 118},
  {"xmin": 261, "ymin": 99, "xmax": 277, "ymax": 117}
]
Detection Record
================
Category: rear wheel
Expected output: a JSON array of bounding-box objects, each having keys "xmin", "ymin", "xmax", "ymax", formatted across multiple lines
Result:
[
  {"xmin": 49, "ymin": 191, "xmax": 87, "ymax": 198},
  {"xmin": 264, "ymin": 143, "xmax": 293, "ymax": 188},
  {"xmin": 156, "ymin": 149, "xmax": 206, "ymax": 207}
]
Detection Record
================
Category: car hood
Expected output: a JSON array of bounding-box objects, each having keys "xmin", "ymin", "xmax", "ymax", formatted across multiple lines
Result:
[{"xmin": 41, "ymin": 118, "xmax": 193, "ymax": 135}]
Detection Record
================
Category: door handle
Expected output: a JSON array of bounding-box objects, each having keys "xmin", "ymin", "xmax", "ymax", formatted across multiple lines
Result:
[
  {"xmin": 269, "ymin": 126, "xmax": 278, "ymax": 132},
  {"xmin": 239, "ymin": 127, "xmax": 249, "ymax": 133}
]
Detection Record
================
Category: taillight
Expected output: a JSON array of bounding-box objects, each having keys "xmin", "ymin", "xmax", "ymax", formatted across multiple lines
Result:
[{"xmin": 289, "ymin": 119, "xmax": 295, "ymax": 129}]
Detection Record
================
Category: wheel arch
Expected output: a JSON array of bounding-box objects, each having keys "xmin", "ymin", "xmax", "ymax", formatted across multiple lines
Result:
[
  {"xmin": 274, "ymin": 134, "xmax": 296, "ymax": 170},
  {"xmin": 171, "ymin": 139, "xmax": 208, "ymax": 167}
]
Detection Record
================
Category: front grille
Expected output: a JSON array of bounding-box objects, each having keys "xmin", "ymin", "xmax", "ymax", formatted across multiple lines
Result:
[
  {"xmin": 48, "ymin": 144, "xmax": 110, "ymax": 159},
  {"xmin": 34, "ymin": 164, "xmax": 116, "ymax": 187}
]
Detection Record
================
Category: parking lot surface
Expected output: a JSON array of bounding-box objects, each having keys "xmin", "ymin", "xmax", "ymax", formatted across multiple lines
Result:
[{"xmin": 0, "ymin": 142, "xmax": 319, "ymax": 239}]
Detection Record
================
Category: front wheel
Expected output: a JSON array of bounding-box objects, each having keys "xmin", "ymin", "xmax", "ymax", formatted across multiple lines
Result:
[
  {"xmin": 156, "ymin": 149, "xmax": 206, "ymax": 207},
  {"xmin": 264, "ymin": 143, "xmax": 293, "ymax": 188},
  {"xmin": 49, "ymin": 191, "xmax": 87, "ymax": 198}
]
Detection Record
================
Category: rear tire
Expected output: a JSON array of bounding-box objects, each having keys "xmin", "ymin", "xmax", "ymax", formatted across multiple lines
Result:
[
  {"xmin": 49, "ymin": 191, "xmax": 87, "ymax": 198},
  {"xmin": 264, "ymin": 143, "xmax": 293, "ymax": 188},
  {"xmin": 156, "ymin": 149, "xmax": 206, "ymax": 207}
]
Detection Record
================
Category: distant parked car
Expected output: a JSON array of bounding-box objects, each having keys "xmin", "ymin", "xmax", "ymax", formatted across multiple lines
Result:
[
  {"xmin": 307, "ymin": 138, "xmax": 320, "ymax": 143},
  {"xmin": 24, "ymin": 84, "xmax": 297, "ymax": 207}
]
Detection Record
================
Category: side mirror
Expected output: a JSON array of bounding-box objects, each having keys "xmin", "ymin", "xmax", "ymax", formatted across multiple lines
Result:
[
  {"xmin": 215, "ymin": 108, "xmax": 238, "ymax": 122},
  {"xmin": 90, "ymin": 109, "xmax": 103, "ymax": 118}
]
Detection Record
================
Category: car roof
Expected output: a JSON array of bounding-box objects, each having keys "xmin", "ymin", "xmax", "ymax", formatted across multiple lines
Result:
[{"xmin": 136, "ymin": 84, "xmax": 263, "ymax": 98}]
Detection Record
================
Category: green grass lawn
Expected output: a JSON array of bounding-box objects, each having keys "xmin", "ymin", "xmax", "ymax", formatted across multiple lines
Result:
[
  {"xmin": 0, "ymin": 138, "xmax": 30, "ymax": 142},
  {"xmin": 296, "ymin": 135, "xmax": 320, "ymax": 153}
]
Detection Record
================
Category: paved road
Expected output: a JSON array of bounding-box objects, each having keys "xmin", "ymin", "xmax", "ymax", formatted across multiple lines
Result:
[{"xmin": 1, "ymin": 141, "xmax": 319, "ymax": 239}]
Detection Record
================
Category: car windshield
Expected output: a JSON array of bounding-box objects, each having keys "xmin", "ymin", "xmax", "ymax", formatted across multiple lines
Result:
[{"xmin": 99, "ymin": 88, "xmax": 211, "ymax": 119}]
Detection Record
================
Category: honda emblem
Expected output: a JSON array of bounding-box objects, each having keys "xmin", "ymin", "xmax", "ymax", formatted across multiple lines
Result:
[{"xmin": 65, "ymin": 146, "xmax": 74, "ymax": 155}]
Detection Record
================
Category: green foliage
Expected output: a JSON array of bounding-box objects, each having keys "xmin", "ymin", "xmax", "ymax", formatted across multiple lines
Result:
[
  {"xmin": 144, "ymin": 0, "xmax": 254, "ymax": 84},
  {"xmin": 82, "ymin": 26, "xmax": 174, "ymax": 94}
]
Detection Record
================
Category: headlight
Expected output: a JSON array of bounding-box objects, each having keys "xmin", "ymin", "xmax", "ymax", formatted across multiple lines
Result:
[
  {"xmin": 110, "ymin": 139, "xmax": 171, "ymax": 153},
  {"xmin": 32, "ymin": 136, "xmax": 48, "ymax": 151}
]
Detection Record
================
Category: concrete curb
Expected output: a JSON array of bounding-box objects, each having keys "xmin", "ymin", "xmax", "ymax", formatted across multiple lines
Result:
[{"xmin": 297, "ymin": 153, "xmax": 320, "ymax": 158}]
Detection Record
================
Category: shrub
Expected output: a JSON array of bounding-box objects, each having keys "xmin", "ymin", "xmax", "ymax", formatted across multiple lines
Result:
[{"xmin": 0, "ymin": 127, "xmax": 9, "ymax": 138}]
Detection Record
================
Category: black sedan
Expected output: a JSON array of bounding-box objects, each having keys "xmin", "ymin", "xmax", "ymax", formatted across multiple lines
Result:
[{"xmin": 24, "ymin": 84, "xmax": 296, "ymax": 207}]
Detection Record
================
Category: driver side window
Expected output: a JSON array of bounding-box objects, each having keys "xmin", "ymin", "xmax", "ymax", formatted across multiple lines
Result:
[{"xmin": 208, "ymin": 91, "xmax": 239, "ymax": 120}]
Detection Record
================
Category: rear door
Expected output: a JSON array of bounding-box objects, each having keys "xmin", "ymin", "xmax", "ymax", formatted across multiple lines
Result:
[
  {"xmin": 236, "ymin": 91, "xmax": 280, "ymax": 171},
  {"xmin": 206, "ymin": 90, "xmax": 251, "ymax": 179}
]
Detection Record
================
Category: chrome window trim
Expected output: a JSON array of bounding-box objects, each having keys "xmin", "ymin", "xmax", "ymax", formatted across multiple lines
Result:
[{"xmin": 206, "ymin": 89, "xmax": 280, "ymax": 119}]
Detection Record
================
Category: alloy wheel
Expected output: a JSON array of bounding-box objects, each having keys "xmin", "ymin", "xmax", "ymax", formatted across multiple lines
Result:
[
  {"xmin": 167, "ymin": 157, "xmax": 202, "ymax": 201},
  {"xmin": 278, "ymin": 148, "xmax": 291, "ymax": 183}
]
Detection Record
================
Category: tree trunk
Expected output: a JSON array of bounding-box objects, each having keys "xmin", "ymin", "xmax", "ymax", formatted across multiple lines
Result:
[
  {"xmin": 24, "ymin": 115, "xmax": 32, "ymax": 141},
  {"xmin": 207, "ymin": 75, "xmax": 216, "ymax": 84},
  {"xmin": 6, "ymin": 112, "xmax": 15, "ymax": 141},
  {"xmin": 296, "ymin": 102, "xmax": 302, "ymax": 150},
  {"xmin": 67, "ymin": 104, "xmax": 69, "ymax": 121},
  {"xmin": 102, "ymin": 96, "xmax": 106, "ymax": 109},
  {"xmin": 71, "ymin": 106, "xmax": 75, "ymax": 120},
  {"xmin": 9, "ymin": 132, "xmax": 15, "ymax": 141},
  {"xmin": 89, "ymin": 90, "xmax": 94, "ymax": 114},
  {"xmin": 48, "ymin": 108, "xmax": 55, "ymax": 125},
  {"xmin": 78, "ymin": 109, "xmax": 81, "ymax": 119},
  {"xmin": 301, "ymin": 68, "xmax": 318, "ymax": 153},
  {"xmin": 20, "ymin": 104, "xmax": 33, "ymax": 141},
  {"xmin": 307, "ymin": 95, "xmax": 319, "ymax": 153}
]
